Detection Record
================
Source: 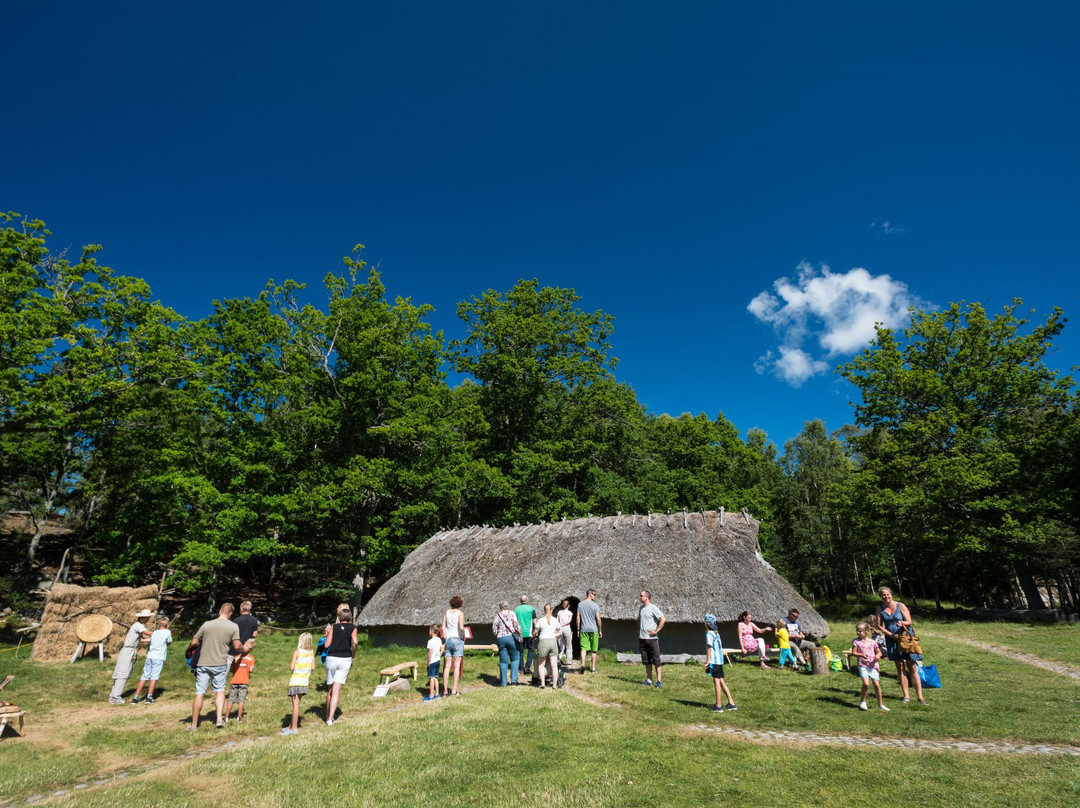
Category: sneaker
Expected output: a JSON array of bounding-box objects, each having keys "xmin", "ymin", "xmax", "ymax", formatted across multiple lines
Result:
[
  {"xmin": 655, "ymin": 681, "xmax": 663, "ymax": 688},
  {"xmin": 215, "ymin": 720, "xmax": 225, "ymax": 729},
  {"xmin": 709, "ymin": 705, "xmax": 724, "ymax": 712},
  {"xmin": 235, "ymin": 715, "xmax": 242, "ymax": 722},
  {"xmin": 640, "ymin": 679, "xmax": 653, "ymax": 686},
  {"xmin": 145, "ymin": 695, "xmax": 155, "ymax": 704},
  {"xmin": 725, "ymin": 703, "xmax": 738, "ymax": 711},
  {"xmin": 280, "ymin": 728, "xmax": 294, "ymax": 735},
  {"xmin": 901, "ymin": 697, "xmax": 910, "ymax": 703},
  {"xmin": 186, "ymin": 724, "xmax": 197, "ymax": 732},
  {"xmin": 918, "ymin": 698, "xmax": 928, "ymax": 705},
  {"xmin": 326, "ymin": 719, "xmax": 334, "ymax": 726},
  {"xmin": 880, "ymin": 704, "xmax": 891, "ymax": 712},
  {"xmin": 423, "ymin": 695, "xmax": 434, "ymax": 702},
  {"xmin": 859, "ymin": 701, "xmax": 869, "ymax": 711},
  {"xmin": 130, "ymin": 696, "xmax": 141, "ymax": 704},
  {"xmin": 109, "ymin": 698, "xmax": 125, "ymax": 705}
]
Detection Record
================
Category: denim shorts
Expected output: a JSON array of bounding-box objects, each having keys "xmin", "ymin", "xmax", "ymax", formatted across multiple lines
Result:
[
  {"xmin": 427, "ymin": 660, "xmax": 441, "ymax": 679},
  {"xmin": 141, "ymin": 657, "xmax": 164, "ymax": 681},
  {"xmin": 195, "ymin": 665, "xmax": 228, "ymax": 694},
  {"xmin": 858, "ymin": 665, "xmax": 881, "ymax": 681},
  {"xmin": 445, "ymin": 637, "xmax": 464, "ymax": 658}
]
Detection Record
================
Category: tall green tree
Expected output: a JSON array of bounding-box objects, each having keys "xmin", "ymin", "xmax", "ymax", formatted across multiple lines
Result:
[{"xmin": 840, "ymin": 300, "xmax": 1075, "ymax": 608}]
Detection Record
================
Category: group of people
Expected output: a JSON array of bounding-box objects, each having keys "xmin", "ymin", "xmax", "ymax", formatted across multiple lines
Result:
[
  {"xmin": 424, "ymin": 589, "xmax": 604, "ymax": 698},
  {"xmin": 106, "ymin": 583, "xmax": 926, "ymax": 730}
]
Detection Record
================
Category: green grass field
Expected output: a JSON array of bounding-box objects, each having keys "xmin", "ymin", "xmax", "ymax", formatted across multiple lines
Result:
[{"xmin": 2, "ymin": 622, "xmax": 1079, "ymax": 807}]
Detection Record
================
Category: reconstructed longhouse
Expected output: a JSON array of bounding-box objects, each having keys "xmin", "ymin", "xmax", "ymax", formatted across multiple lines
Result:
[{"xmin": 358, "ymin": 510, "xmax": 828, "ymax": 655}]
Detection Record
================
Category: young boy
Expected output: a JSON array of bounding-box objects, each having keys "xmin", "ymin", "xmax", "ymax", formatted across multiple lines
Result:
[
  {"xmin": 705, "ymin": 613, "xmax": 737, "ymax": 712},
  {"xmin": 225, "ymin": 643, "xmax": 255, "ymax": 722},
  {"xmin": 424, "ymin": 624, "xmax": 443, "ymax": 701},
  {"xmin": 852, "ymin": 622, "xmax": 889, "ymax": 711},
  {"xmin": 132, "ymin": 617, "xmax": 172, "ymax": 704}
]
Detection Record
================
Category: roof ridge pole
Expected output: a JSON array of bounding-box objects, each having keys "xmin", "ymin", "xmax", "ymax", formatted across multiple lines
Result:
[
  {"xmin": 543, "ymin": 521, "xmax": 550, "ymax": 535},
  {"xmin": 647, "ymin": 511, "xmax": 652, "ymax": 527},
  {"xmin": 719, "ymin": 507, "xmax": 725, "ymax": 525},
  {"xmin": 614, "ymin": 511, "xmax": 621, "ymax": 528},
  {"xmin": 632, "ymin": 513, "xmax": 637, "ymax": 527},
  {"xmin": 560, "ymin": 516, "xmax": 567, "ymax": 537},
  {"xmin": 666, "ymin": 509, "xmax": 671, "ymax": 527},
  {"xmin": 700, "ymin": 509, "xmax": 706, "ymax": 528},
  {"xmin": 682, "ymin": 510, "xmax": 688, "ymax": 529},
  {"xmin": 742, "ymin": 509, "xmax": 750, "ymax": 524},
  {"xmin": 596, "ymin": 515, "xmax": 603, "ymax": 530}
]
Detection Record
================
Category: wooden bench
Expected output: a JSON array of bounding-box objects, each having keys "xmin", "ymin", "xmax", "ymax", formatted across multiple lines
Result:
[
  {"xmin": 463, "ymin": 644, "xmax": 498, "ymax": 655},
  {"xmin": 0, "ymin": 677, "xmax": 22, "ymax": 738},
  {"xmin": 721, "ymin": 647, "xmax": 783, "ymax": 665},
  {"xmin": 378, "ymin": 661, "xmax": 418, "ymax": 686}
]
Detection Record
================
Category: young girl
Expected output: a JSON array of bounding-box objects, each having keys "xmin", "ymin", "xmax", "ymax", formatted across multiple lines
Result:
[
  {"xmin": 557, "ymin": 599, "xmax": 574, "ymax": 665},
  {"xmin": 737, "ymin": 611, "xmax": 773, "ymax": 668},
  {"xmin": 704, "ymin": 613, "xmax": 737, "ymax": 712},
  {"xmin": 283, "ymin": 633, "xmax": 314, "ymax": 735},
  {"xmin": 851, "ymin": 622, "xmax": 889, "ymax": 711}
]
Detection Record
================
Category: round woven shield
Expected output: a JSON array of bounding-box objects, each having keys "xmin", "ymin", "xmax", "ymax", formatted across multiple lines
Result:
[{"xmin": 75, "ymin": 614, "xmax": 114, "ymax": 644}]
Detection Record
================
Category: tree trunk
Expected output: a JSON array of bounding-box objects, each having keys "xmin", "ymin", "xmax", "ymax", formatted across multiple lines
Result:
[{"xmin": 1014, "ymin": 559, "xmax": 1047, "ymax": 610}]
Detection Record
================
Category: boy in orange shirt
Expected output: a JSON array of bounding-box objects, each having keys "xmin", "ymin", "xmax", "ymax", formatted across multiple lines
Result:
[{"xmin": 224, "ymin": 644, "xmax": 255, "ymax": 723}]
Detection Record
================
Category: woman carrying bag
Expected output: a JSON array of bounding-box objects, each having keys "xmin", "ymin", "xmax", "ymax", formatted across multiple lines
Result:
[
  {"xmin": 492, "ymin": 601, "xmax": 522, "ymax": 686},
  {"xmin": 874, "ymin": 586, "xmax": 927, "ymax": 705}
]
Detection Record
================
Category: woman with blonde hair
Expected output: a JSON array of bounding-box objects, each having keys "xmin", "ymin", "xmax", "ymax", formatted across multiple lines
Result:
[
  {"xmin": 534, "ymin": 603, "xmax": 561, "ymax": 689},
  {"xmin": 874, "ymin": 587, "xmax": 926, "ymax": 705}
]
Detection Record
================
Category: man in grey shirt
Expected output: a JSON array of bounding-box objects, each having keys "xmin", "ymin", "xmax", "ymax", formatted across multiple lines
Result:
[
  {"xmin": 576, "ymin": 589, "xmax": 603, "ymax": 673},
  {"xmin": 637, "ymin": 590, "xmax": 666, "ymax": 688},
  {"xmin": 188, "ymin": 603, "xmax": 253, "ymax": 730}
]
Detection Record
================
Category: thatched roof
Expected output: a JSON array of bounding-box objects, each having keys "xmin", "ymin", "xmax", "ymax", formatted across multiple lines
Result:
[
  {"xmin": 32, "ymin": 583, "xmax": 161, "ymax": 663},
  {"xmin": 358, "ymin": 511, "xmax": 828, "ymax": 636}
]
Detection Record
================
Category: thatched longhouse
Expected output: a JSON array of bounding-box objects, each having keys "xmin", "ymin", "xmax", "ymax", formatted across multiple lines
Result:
[{"xmin": 358, "ymin": 511, "xmax": 828, "ymax": 655}]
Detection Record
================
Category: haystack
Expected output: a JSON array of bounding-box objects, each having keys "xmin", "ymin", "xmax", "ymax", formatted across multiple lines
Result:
[
  {"xmin": 31, "ymin": 583, "xmax": 160, "ymax": 662},
  {"xmin": 358, "ymin": 510, "xmax": 828, "ymax": 654}
]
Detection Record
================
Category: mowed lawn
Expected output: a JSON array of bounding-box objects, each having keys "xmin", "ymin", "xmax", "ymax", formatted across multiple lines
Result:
[{"xmin": 1, "ymin": 622, "xmax": 1079, "ymax": 808}]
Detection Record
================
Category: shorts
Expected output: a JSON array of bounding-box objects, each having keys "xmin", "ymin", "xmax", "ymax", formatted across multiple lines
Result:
[
  {"xmin": 537, "ymin": 638, "xmax": 559, "ymax": 658},
  {"xmin": 639, "ymin": 637, "xmax": 661, "ymax": 667},
  {"xmin": 141, "ymin": 657, "xmax": 164, "ymax": 681},
  {"xmin": 580, "ymin": 632, "xmax": 600, "ymax": 653},
  {"xmin": 325, "ymin": 655, "xmax": 353, "ymax": 685},
  {"xmin": 427, "ymin": 660, "xmax": 440, "ymax": 679},
  {"xmin": 708, "ymin": 662, "xmax": 725, "ymax": 679},
  {"xmin": 858, "ymin": 666, "xmax": 881, "ymax": 681},
  {"xmin": 444, "ymin": 637, "xmax": 464, "ymax": 658},
  {"xmin": 195, "ymin": 665, "xmax": 228, "ymax": 695},
  {"xmin": 227, "ymin": 683, "xmax": 248, "ymax": 704},
  {"xmin": 287, "ymin": 685, "xmax": 308, "ymax": 697}
]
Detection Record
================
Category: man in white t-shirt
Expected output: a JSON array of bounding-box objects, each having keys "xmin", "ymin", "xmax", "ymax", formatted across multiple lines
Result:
[{"xmin": 637, "ymin": 590, "xmax": 666, "ymax": 688}]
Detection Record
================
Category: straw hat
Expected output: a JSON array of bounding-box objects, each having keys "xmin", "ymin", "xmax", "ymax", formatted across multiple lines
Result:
[{"xmin": 135, "ymin": 608, "xmax": 154, "ymax": 619}]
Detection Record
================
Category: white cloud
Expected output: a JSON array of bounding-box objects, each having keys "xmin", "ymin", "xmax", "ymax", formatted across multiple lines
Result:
[
  {"xmin": 870, "ymin": 219, "xmax": 905, "ymax": 235},
  {"xmin": 748, "ymin": 262, "xmax": 926, "ymax": 385}
]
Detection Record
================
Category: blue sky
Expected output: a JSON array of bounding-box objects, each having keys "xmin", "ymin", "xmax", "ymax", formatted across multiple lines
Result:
[{"xmin": 5, "ymin": 2, "xmax": 1078, "ymax": 448}]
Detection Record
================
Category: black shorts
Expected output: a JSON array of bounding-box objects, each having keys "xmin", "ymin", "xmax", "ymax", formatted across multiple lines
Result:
[
  {"xmin": 708, "ymin": 663, "xmax": 725, "ymax": 679},
  {"xmin": 639, "ymin": 637, "xmax": 661, "ymax": 666}
]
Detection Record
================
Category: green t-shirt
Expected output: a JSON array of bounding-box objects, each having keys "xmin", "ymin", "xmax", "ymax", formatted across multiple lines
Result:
[
  {"xmin": 514, "ymin": 604, "xmax": 536, "ymax": 638},
  {"xmin": 194, "ymin": 618, "xmax": 240, "ymax": 667}
]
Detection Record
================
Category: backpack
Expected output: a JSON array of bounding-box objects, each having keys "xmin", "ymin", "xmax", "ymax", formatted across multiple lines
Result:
[{"xmin": 185, "ymin": 640, "xmax": 201, "ymax": 675}]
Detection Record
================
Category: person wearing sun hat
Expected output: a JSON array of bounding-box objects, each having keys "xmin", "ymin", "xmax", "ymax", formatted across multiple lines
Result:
[{"xmin": 108, "ymin": 608, "xmax": 153, "ymax": 704}]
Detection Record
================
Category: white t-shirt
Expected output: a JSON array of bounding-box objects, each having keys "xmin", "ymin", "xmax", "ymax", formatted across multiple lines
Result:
[
  {"xmin": 147, "ymin": 628, "xmax": 173, "ymax": 661},
  {"xmin": 537, "ymin": 616, "xmax": 560, "ymax": 640},
  {"xmin": 427, "ymin": 636, "xmax": 443, "ymax": 663},
  {"xmin": 557, "ymin": 609, "xmax": 573, "ymax": 633}
]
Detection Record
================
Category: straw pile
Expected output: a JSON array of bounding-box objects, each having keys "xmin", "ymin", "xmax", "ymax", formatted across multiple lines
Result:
[{"xmin": 31, "ymin": 583, "xmax": 160, "ymax": 662}]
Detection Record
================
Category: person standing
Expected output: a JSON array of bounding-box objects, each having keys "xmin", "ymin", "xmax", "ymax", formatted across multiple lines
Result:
[
  {"xmin": 637, "ymin": 590, "xmax": 665, "ymax": 688},
  {"xmin": 232, "ymin": 601, "xmax": 259, "ymax": 649},
  {"xmin": 109, "ymin": 608, "xmax": 153, "ymax": 704},
  {"xmin": 283, "ymin": 632, "xmax": 314, "ymax": 735},
  {"xmin": 188, "ymin": 603, "xmax": 253, "ymax": 730},
  {"xmin": 442, "ymin": 596, "xmax": 466, "ymax": 696},
  {"xmin": 131, "ymin": 617, "xmax": 172, "ymax": 703},
  {"xmin": 874, "ymin": 586, "xmax": 927, "ymax": 705},
  {"xmin": 576, "ymin": 589, "xmax": 603, "ymax": 673},
  {"xmin": 704, "ymin": 613, "xmax": 737, "ymax": 712},
  {"xmin": 556, "ymin": 599, "xmax": 574, "ymax": 665},
  {"xmin": 514, "ymin": 596, "xmax": 537, "ymax": 675},
  {"xmin": 324, "ymin": 606, "xmax": 358, "ymax": 725},
  {"xmin": 534, "ymin": 604, "xmax": 561, "ymax": 689},
  {"xmin": 492, "ymin": 601, "xmax": 522, "ymax": 686}
]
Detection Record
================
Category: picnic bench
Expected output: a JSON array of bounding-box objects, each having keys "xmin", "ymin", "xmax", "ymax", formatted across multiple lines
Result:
[
  {"xmin": 378, "ymin": 661, "xmax": 418, "ymax": 686},
  {"xmin": 720, "ymin": 647, "xmax": 783, "ymax": 665},
  {"xmin": 0, "ymin": 676, "xmax": 23, "ymax": 738},
  {"xmin": 463, "ymin": 644, "xmax": 498, "ymax": 655}
]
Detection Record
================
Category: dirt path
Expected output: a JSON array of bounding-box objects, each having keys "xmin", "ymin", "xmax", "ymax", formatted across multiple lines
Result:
[{"xmin": 917, "ymin": 630, "xmax": 1080, "ymax": 682}]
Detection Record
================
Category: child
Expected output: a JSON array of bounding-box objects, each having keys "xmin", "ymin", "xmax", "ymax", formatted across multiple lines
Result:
[
  {"xmin": 852, "ymin": 622, "xmax": 889, "ymax": 711},
  {"xmin": 424, "ymin": 624, "xmax": 443, "ymax": 701},
  {"xmin": 132, "ymin": 617, "xmax": 172, "ymax": 704},
  {"xmin": 704, "ymin": 613, "xmax": 737, "ymax": 712},
  {"xmin": 225, "ymin": 642, "xmax": 255, "ymax": 723},
  {"xmin": 775, "ymin": 619, "xmax": 796, "ymax": 669},
  {"xmin": 283, "ymin": 633, "xmax": 314, "ymax": 734}
]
